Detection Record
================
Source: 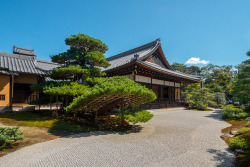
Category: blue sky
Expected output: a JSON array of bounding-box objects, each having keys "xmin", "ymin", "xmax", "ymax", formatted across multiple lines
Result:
[{"xmin": 0, "ymin": 0, "xmax": 249, "ymax": 67}]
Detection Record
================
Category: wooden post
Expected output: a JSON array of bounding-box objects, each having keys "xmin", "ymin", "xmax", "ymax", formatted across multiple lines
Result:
[
  {"xmin": 150, "ymin": 77, "xmax": 152, "ymax": 109},
  {"xmin": 49, "ymin": 95, "xmax": 52, "ymax": 111}
]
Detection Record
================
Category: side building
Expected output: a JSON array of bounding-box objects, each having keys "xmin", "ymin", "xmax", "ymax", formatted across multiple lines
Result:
[
  {"xmin": 103, "ymin": 39, "xmax": 202, "ymax": 109},
  {"xmin": 0, "ymin": 46, "xmax": 59, "ymax": 111}
]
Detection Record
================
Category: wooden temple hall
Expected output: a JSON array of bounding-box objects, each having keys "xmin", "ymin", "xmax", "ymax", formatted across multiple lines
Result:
[
  {"xmin": 103, "ymin": 39, "xmax": 202, "ymax": 109},
  {"xmin": 0, "ymin": 39, "xmax": 201, "ymax": 111}
]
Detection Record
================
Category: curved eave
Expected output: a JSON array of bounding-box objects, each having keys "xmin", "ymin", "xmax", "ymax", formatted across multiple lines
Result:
[
  {"xmin": 136, "ymin": 61, "xmax": 201, "ymax": 82},
  {"xmin": 104, "ymin": 60, "xmax": 201, "ymax": 83}
]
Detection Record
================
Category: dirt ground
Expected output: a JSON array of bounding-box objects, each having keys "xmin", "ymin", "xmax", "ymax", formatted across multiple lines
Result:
[{"xmin": 0, "ymin": 122, "xmax": 70, "ymax": 157}]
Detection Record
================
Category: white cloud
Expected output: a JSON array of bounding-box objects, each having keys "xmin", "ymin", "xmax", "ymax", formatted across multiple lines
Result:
[{"xmin": 185, "ymin": 57, "xmax": 209, "ymax": 65}]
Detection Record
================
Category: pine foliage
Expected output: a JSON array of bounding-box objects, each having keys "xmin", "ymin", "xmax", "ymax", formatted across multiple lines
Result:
[{"xmin": 65, "ymin": 76, "xmax": 156, "ymax": 112}]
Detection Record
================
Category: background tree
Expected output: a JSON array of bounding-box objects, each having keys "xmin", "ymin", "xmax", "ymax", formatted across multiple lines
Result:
[
  {"xmin": 50, "ymin": 34, "xmax": 110, "ymax": 81},
  {"xmin": 247, "ymin": 50, "xmax": 250, "ymax": 57},
  {"xmin": 171, "ymin": 63, "xmax": 189, "ymax": 74},
  {"xmin": 233, "ymin": 58, "xmax": 250, "ymax": 108}
]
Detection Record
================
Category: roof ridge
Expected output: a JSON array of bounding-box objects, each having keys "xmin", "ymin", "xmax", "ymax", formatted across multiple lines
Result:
[
  {"xmin": 13, "ymin": 46, "xmax": 34, "ymax": 51},
  {"xmin": 36, "ymin": 59, "xmax": 59, "ymax": 65},
  {"xmin": 107, "ymin": 38, "xmax": 160, "ymax": 61},
  {"xmin": 0, "ymin": 52, "xmax": 35, "ymax": 60}
]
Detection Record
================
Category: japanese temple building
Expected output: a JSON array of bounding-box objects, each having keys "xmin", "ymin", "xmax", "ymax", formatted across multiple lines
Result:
[
  {"xmin": 0, "ymin": 46, "xmax": 59, "ymax": 111},
  {"xmin": 0, "ymin": 39, "xmax": 201, "ymax": 111},
  {"xmin": 103, "ymin": 39, "xmax": 202, "ymax": 109}
]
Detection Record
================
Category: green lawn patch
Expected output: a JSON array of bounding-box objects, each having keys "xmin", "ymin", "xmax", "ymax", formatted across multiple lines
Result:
[{"xmin": 0, "ymin": 112, "xmax": 95, "ymax": 133}]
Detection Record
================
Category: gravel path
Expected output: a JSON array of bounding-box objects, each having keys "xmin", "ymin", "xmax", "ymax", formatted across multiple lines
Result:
[{"xmin": 0, "ymin": 109, "xmax": 234, "ymax": 167}]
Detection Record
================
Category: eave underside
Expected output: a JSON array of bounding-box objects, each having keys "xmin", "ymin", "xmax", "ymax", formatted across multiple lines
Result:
[{"xmin": 105, "ymin": 63, "xmax": 201, "ymax": 84}]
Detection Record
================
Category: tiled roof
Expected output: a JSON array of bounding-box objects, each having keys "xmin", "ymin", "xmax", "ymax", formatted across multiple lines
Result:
[
  {"xmin": 13, "ymin": 46, "xmax": 35, "ymax": 56},
  {"xmin": 103, "ymin": 39, "xmax": 201, "ymax": 82},
  {"xmin": 36, "ymin": 59, "xmax": 60, "ymax": 72},
  {"xmin": 103, "ymin": 39, "xmax": 160, "ymax": 71},
  {"xmin": 0, "ymin": 48, "xmax": 59, "ymax": 75}
]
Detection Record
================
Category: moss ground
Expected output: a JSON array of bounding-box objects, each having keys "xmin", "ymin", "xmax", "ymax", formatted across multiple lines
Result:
[
  {"xmin": 0, "ymin": 111, "xmax": 96, "ymax": 157},
  {"xmin": 221, "ymin": 118, "xmax": 250, "ymax": 167}
]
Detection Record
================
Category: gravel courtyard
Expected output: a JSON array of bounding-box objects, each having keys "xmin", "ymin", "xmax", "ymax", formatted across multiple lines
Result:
[{"xmin": 0, "ymin": 109, "xmax": 235, "ymax": 167}]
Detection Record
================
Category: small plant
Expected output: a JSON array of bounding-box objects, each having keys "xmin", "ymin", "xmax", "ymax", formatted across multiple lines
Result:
[
  {"xmin": 191, "ymin": 101, "xmax": 208, "ymax": 111},
  {"xmin": 228, "ymin": 138, "xmax": 250, "ymax": 150},
  {"xmin": 0, "ymin": 127, "xmax": 24, "ymax": 148},
  {"xmin": 246, "ymin": 122, "xmax": 250, "ymax": 127},
  {"xmin": 117, "ymin": 108, "xmax": 154, "ymax": 124},
  {"xmin": 222, "ymin": 104, "xmax": 248, "ymax": 118},
  {"xmin": 236, "ymin": 127, "xmax": 250, "ymax": 136}
]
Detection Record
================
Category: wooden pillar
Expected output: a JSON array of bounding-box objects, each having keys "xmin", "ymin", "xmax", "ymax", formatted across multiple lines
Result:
[
  {"xmin": 174, "ymin": 82, "xmax": 176, "ymax": 103},
  {"xmin": 49, "ymin": 95, "xmax": 52, "ymax": 111},
  {"xmin": 9, "ymin": 75, "xmax": 13, "ymax": 111},
  {"xmin": 150, "ymin": 77, "xmax": 152, "ymax": 109}
]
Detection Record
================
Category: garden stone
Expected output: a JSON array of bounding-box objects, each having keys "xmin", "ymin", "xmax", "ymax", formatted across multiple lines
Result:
[
  {"xmin": 220, "ymin": 134, "xmax": 231, "ymax": 139},
  {"xmin": 230, "ymin": 129, "xmax": 238, "ymax": 135}
]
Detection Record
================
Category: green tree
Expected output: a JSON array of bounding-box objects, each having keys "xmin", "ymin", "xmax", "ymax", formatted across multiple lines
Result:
[
  {"xmin": 213, "ymin": 92, "xmax": 226, "ymax": 105},
  {"xmin": 50, "ymin": 34, "xmax": 110, "ymax": 81},
  {"xmin": 233, "ymin": 59, "xmax": 250, "ymax": 106},
  {"xmin": 171, "ymin": 63, "xmax": 201, "ymax": 76},
  {"xmin": 183, "ymin": 87, "xmax": 214, "ymax": 110},
  {"xmin": 247, "ymin": 50, "xmax": 250, "ymax": 57},
  {"xmin": 171, "ymin": 63, "xmax": 189, "ymax": 73},
  {"xmin": 189, "ymin": 66, "xmax": 201, "ymax": 75}
]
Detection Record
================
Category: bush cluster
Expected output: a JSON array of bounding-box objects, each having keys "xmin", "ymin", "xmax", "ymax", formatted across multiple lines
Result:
[
  {"xmin": 191, "ymin": 101, "xmax": 208, "ymax": 111},
  {"xmin": 222, "ymin": 104, "xmax": 248, "ymax": 118},
  {"xmin": 0, "ymin": 127, "xmax": 24, "ymax": 148},
  {"xmin": 228, "ymin": 138, "xmax": 250, "ymax": 150},
  {"xmin": 117, "ymin": 108, "xmax": 154, "ymax": 124},
  {"xmin": 235, "ymin": 127, "xmax": 250, "ymax": 136}
]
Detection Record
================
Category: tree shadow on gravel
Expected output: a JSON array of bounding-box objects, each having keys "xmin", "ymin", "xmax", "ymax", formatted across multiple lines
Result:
[
  {"xmin": 205, "ymin": 109, "xmax": 224, "ymax": 121},
  {"xmin": 61, "ymin": 125, "xmax": 144, "ymax": 139},
  {"xmin": 207, "ymin": 148, "xmax": 235, "ymax": 167}
]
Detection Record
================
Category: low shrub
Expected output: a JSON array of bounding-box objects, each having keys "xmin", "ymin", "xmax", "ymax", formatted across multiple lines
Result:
[
  {"xmin": 191, "ymin": 101, "xmax": 208, "ymax": 111},
  {"xmin": 117, "ymin": 108, "xmax": 154, "ymax": 124},
  {"xmin": 228, "ymin": 138, "xmax": 250, "ymax": 150},
  {"xmin": 0, "ymin": 127, "xmax": 24, "ymax": 148},
  {"xmin": 222, "ymin": 104, "xmax": 248, "ymax": 118},
  {"xmin": 208, "ymin": 101, "xmax": 219, "ymax": 108},
  {"xmin": 246, "ymin": 122, "xmax": 250, "ymax": 127},
  {"xmin": 236, "ymin": 127, "xmax": 250, "ymax": 136}
]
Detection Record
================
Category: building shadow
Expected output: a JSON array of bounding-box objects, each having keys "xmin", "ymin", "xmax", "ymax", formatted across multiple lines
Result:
[{"xmin": 207, "ymin": 148, "xmax": 235, "ymax": 167}]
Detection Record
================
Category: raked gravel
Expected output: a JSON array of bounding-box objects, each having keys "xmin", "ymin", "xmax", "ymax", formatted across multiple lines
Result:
[{"xmin": 0, "ymin": 109, "xmax": 234, "ymax": 167}]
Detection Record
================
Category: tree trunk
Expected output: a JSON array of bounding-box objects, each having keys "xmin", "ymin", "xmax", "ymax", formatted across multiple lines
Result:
[
  {"xmin": 95, "ymin": 109, "xmax": 98, "ymax": 127},
  {"xmin": 121, "ymin": 98, "xmax": 125, "ymax": 127},
  {"xmin": 50, "ymin": 95, "xmax": 52, "ymax": 111},
  {"xmin": 52, "ymin": 95, "xmax": 59, "ymax": 117}
]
